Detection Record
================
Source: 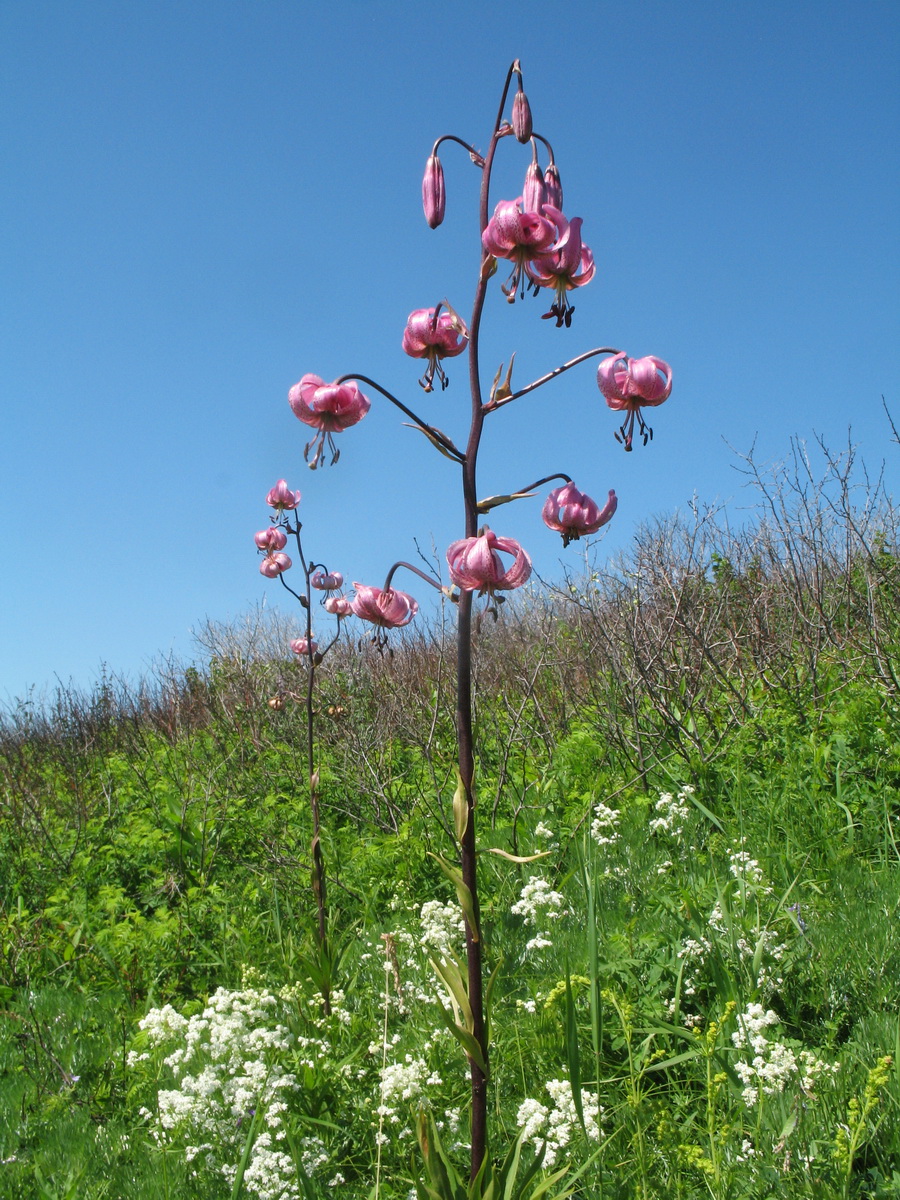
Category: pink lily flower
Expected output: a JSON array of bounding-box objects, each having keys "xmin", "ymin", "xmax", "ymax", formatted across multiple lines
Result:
[
  {"xmin": 446, "ymin": 527, "xmax": 532, "ymax": 595},
  {"xmin": 310, "ymin": 570, "xmax": 344, "ymax": 591},
  {"xmin": 402, "ymin": 307, "xmax": 468, "ymax": 392},
  {"xmin": 350, "ymin": 583, "xmax": 419, "ymax": 629},
  {"xmin": 288, "ymin": 375, "xmax": 371, "ymax": 468},
  {"xmin": 289, "ymin": 638, "xmax": 318, "ymax": 658},
  {"xmin": 266, "ymin": 479, "xmax": 301, "ymax": 511},
  {"xmin": 542, "ymin": 484, "xmax": 617, "ymax": 547},
  {"xmin": 255, "ymin": 528, "xmax": 288, "ymax": 552},
  {"xmin": 597, "ymin": 354, "xmax": 673, "ymax": 451},
  {"xmin": 482, "ymin": 198, "xmax": 562, "ymax": 302},
  {"xmin": 259, "ymin": 552, "xmax": 292, "ymax": 578},
  {"xmin": 422, "ymin": 154, "xmax": 446, "ymax": 229},
  {"xmin": 526, "ymin": 206, "xmax": 595, "ymax": 327},
  {"xmin": 324, "ymin": 595, "xmax": 352, "ymax": 617}
]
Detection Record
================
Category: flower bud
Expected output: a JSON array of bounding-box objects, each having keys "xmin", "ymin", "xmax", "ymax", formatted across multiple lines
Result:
[
  {"xmin": 310, "ymin": 570, "xmax": 343, "ymax": 591},
  {"xmin": 422, "ymin": 154, "xmax": 445, "ymax": 229},
  {"xmin": 544, "ymin": 163, "xmax": 563, "ymax": 210},
  {"xmin": 522, "ymin": 161, "xmax": 545, "ymax": 213},
  {"xmin": 512, "ymin": 91, "xmax": 533, "ymax": 142},
  {"xmin": 259, "ymin": 552, "xmax": 292, "ymax": 578},
  {"xmin": 254, "ymin": 527, "xmax": 287, "ymax": 552},
  {"xmin": 324, "ymin": 595, "xmax": 352, "ymax": 617},
  {"xmin": 289, "ymin": 637, "xmax": 318, "ymax": 657}
]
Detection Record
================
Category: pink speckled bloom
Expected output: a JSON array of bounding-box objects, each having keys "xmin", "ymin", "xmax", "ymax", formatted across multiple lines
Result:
[
  {"xmin": 446, "ymin": 527, "xmax": 532, "ymax": 595},
  {"xmin": 482, "ymin": 198, "xmax": 562, "ymax": 301},
  {"xmin": 597, "ymin": 354, "xmax": 673, "ymax": 451},
  {"xmin": 266, "ymin": 479, "xmax": 301, "ymax": 511},
  {"xmin": 255, "ymin": 527, "xmax": 288, "ymax": 552},
  {"xmin": 289, "ymin": 638, "xmax": 318, "ymax": 657},
  {"xmin": 542, "ymin": 484, "xmax": 618, "ymax": 547},
  {"xmin": 526, "ymin": 207, "xmax": 595, "ymax": 327},
  {"xmin": 350, "ymin": 583, "xmax": 419, "ymax": 629},
  {"xmin": 402, "ymin": 307, "xmax": 468, "ymax": 392},
  {"xmin": 310, "ymin": 570, "xmax": 343, "ymax": 591},
  {"xmin": 288, "ymin": 375, "xmax": 371, "ymax": 468},
  {"xmin": 259, "ymin": 552, "xmax": 292, "ymax": 578}
]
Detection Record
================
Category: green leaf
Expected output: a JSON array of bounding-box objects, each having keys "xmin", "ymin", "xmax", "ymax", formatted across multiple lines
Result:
[
  {"xmin": 476, "ymin": 490, "xmax": 536, "ymax": 515},
  {"xmin": 453, "ymin": 774, "xmax": 469, "ymax": 845},
  {"xmin": 432, "ymin": 996, "xmax": 488, "ymax": 1075},
  {"xmin": 484, "ymin": 848, "xmax": 551, "ymax": 863},
  {"xmin": 564, "ymin": 968, "xmax": 586, "ymax": 1136},
  {"xmin": 430, "ymin": 954, "xmax": 473, "ymax": 1029},
  {"xmin": 429, "ymin": 852, "xmax": 479, "ymax": 943}
]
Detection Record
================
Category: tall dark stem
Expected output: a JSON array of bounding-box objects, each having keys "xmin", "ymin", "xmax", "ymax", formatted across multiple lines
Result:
[
  {"xmin": 458, "ymin": 60, "xmax": 517, "ymax": 1182},
  {"xmin": 282, "ymin": 528, "xmax": 331, "ymax": 1016}
]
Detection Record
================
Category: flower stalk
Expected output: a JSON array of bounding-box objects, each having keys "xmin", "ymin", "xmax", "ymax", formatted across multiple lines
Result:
[{"xmin": 266, "ymin": 57, "xmax": 673, "ymax": 1186}]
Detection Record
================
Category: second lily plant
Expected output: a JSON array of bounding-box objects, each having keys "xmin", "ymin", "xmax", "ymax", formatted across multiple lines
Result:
[{"xmin": 259, "ymin": 61, "xmax": 672, "ymax": 1193}]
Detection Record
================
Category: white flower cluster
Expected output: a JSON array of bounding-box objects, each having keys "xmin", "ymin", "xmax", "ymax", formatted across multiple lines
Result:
[
  {"xmin": 590, "ymin": 802, "xmax": 621, "ymax": 846},
  {"xmin": 375, "ymin": 1056, "xmax": 443, "ymax": 1142},
  {"xmin": 512, "ymin": 876, "xmax": 568, "ymax": 953},
  {"xmin": 132, "ymin": 986, "xmax": 304, "ymax": 1199},
  {"xmin": 516, "ymin": 1080, "xmax": 602, "ymax": 1167},
  {"xmin": 728, "ymin": 845, "xmax": 771, "ymax": 893},
  {"xmin": 731, "ymin": 1003, "xmax": 838, "ymax": 1108},
  {"xmin": 648, "ymin": 785, "xmax": 694, "ymax": 837},
  {"xmin": 419, "ymin": 900, "xmax": 465, "ymax": 960}
]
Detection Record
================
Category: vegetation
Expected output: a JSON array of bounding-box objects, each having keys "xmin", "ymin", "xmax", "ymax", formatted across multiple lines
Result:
[{"xmin": 1, "ymin": 440, "xmax": 899, "ymax": 1198}]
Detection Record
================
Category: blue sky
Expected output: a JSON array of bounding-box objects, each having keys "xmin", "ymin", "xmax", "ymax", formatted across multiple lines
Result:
[{"xmin": 2, "ymin": 0, "xmax": 898, "ymax": 702}]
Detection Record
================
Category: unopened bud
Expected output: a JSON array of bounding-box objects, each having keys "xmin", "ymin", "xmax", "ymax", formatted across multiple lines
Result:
[
  {"xmin": 422, "ymin": 154, "xmax": 445, "ymax": 229},
  {"xmin": 544, "ymin": 163, "xmax": 563, "ymax": 210},
  {"xmin": 512, "ymin": 91, "xmax": 533, "ymax": 142},
  {"xmin": 289, "ymin": 637, "xmax": 318, "ymax": 658},
  {"xmin": 522, "ymin": 161, "xmax": 545, "ymax": 213}
]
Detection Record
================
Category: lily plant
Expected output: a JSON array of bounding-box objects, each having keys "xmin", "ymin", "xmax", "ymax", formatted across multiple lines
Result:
[{"xmin": 260, "ymin": 60, "xmax": 672, "ymax": 1191}]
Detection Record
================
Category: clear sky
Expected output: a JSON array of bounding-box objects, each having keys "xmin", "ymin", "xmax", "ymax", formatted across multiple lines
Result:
[{"xmin": 2, "ymin": 0, "xmax": 898, "ymax": 703}]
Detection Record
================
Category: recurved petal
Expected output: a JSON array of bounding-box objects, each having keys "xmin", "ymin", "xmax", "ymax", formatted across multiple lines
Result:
[
  {"xmin": 597, "ymin": 355, "xmax": 631, "ymax": 406},
  {"xmin": 491, "ymin": 535, "xmax": 532, "ymax": 589},
  {"xmin": 630, "ymin": 356, "xmax": 673, "ymax": 404}
]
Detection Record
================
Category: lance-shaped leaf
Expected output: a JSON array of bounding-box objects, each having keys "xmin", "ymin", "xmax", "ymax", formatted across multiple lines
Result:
[
  {"xmin": 485, "ymin": 847, "xmax": 551, "ymax": 863},
  {"xmin": 452, "ymin": 773, "xmax": 469, "ymax": 845},
  {"xmin": 402, "ymin": 422, "xmax": 464, "ymax": 462},
  {"xmin": 416, "ymin": 1114, "xmax": 465, "ymax": 1200},
  {"xmin": 429, "ymin": 852, "xmax": 479, "ymax": 942},
  {"xmin": 476, "ymin": 489, "xmax": 536, "ymax": 515},
  {"xmin": 430, "ymin": 954, "xmax": 473, "ymax": 1031},
  {"xmin": 416, "ymin": 1113, "xmax": 467, "ymax": 1200},
  {"xmin": 488, "ymin": 352, "xmax": 516, "ymax": 405},
  {"xmin": 433, "ymin": 994, "xmax": 488, "ymax": 1076}
]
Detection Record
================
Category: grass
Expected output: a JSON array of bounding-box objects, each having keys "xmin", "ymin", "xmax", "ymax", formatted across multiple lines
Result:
[{"xmin": 2, "ymin": 475, "xmax": 900, "ymax": 1198}]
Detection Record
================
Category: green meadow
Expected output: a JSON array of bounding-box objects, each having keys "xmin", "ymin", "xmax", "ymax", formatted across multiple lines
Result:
[{"xmin": 2, "ymin": 447, "xmax": 899, "ymax": 1199}]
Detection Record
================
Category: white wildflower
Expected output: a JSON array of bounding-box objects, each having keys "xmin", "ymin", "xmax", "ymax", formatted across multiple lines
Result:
[
  {"xmin": 512, "ymin": 877, "xmax": 567, "ymax": 924},
  {"xmin": 419, "ymin": 900, "xmax": 465, "ymax": 959},
  {"xmin": 590, "ymin": 803, "xmax": 621, "ymax": 846}
]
